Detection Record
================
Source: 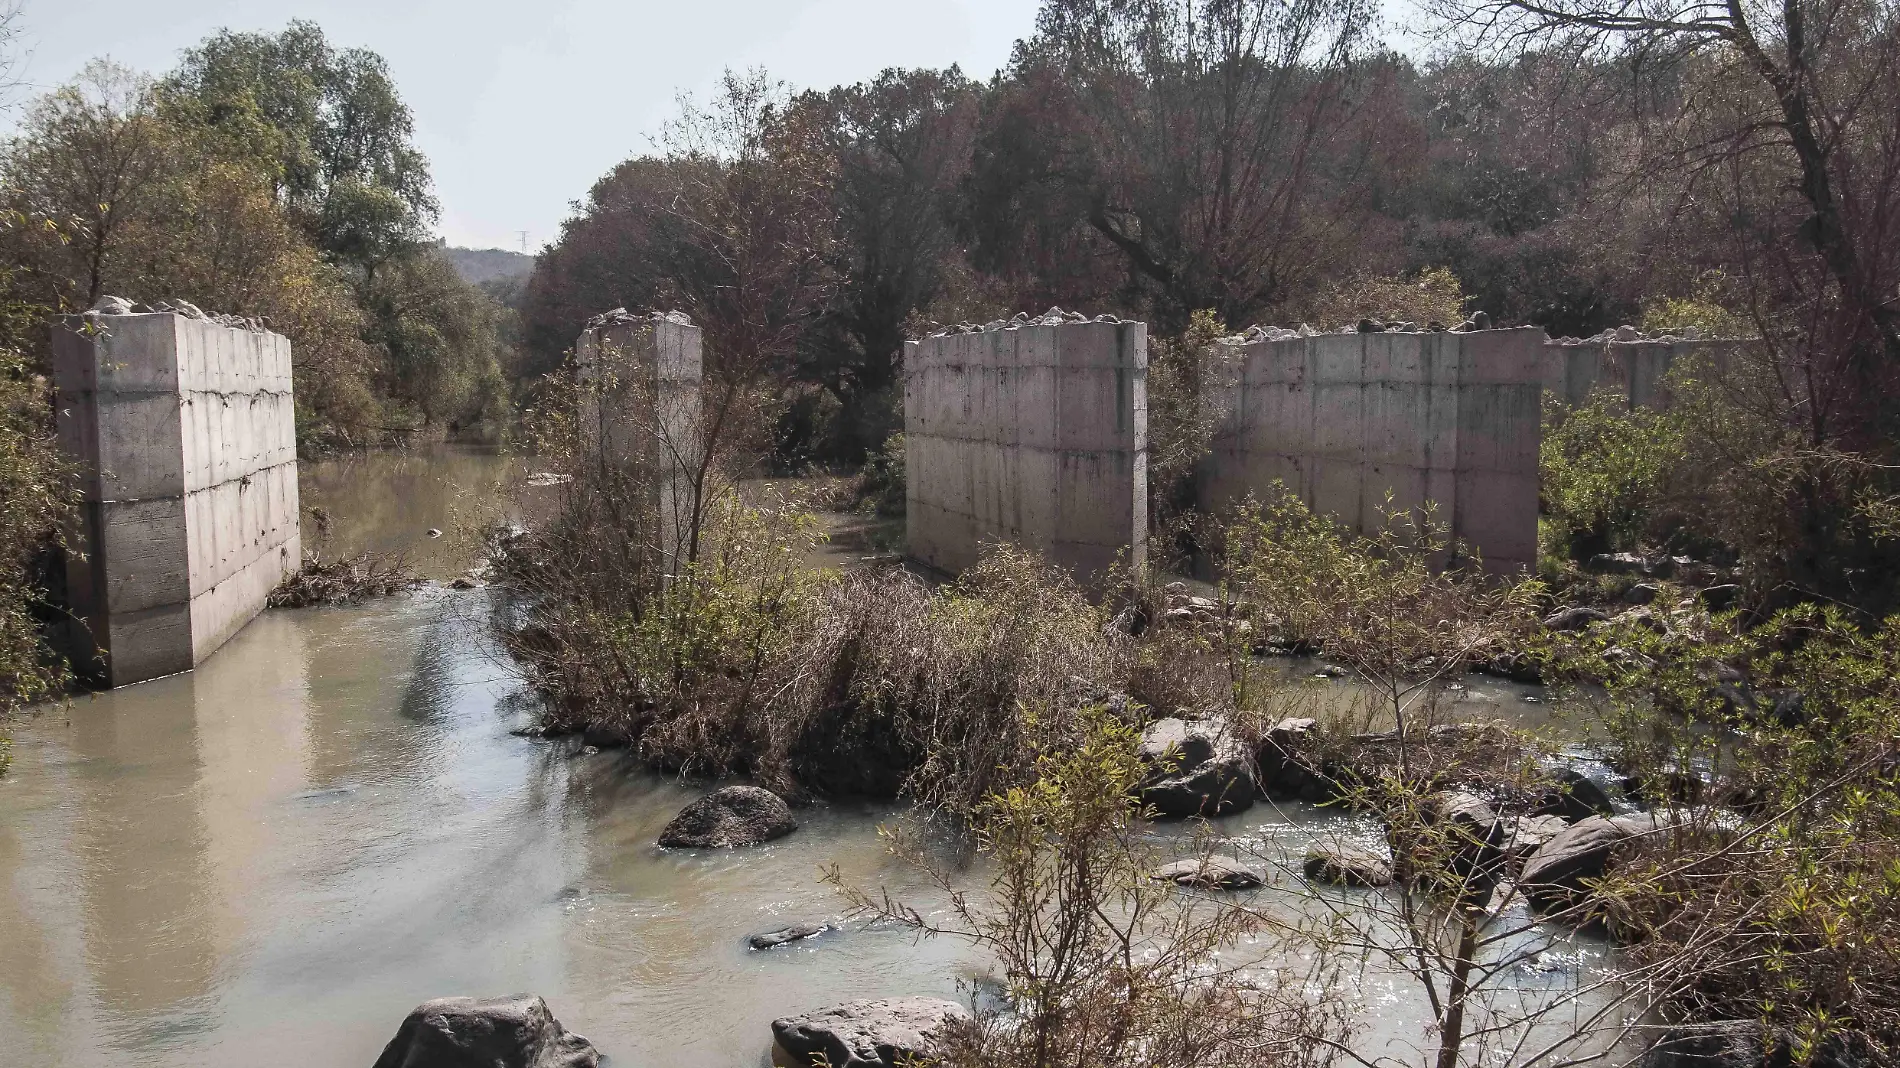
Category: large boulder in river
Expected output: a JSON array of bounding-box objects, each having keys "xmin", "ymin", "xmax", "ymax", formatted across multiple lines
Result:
[
  {"xmin": 1256, "ymin": 717, "xmax": 1335, "ymax": 802},
  {"xmin": 1303, "ymin": 842, "xmax": 1393, "ymax": 887},
  {"xmin": 1531, "ymin": 766, "xmax": 1618, "ymax": 823},
  {"xmin": 370, "ymin": 995, "xmax": 598, "ymax": 1068},
  {"xmin": 772, "ymin": 997, "xmax": 973, "ymax": 1068},
  {"xmin": 657, "ymin": 785, "xmax": 796, "ymax": 848},
  {"xmin": 1519, "ymin": 812, "xmax": 1675, "ymax": 911},
  {"xmin": 1501, "ymin": 814, "xmax": 1570, "ymax": 873},
  {"xmin": 749, "ymin": 922, "xmax": 830, "ymax": 950},
  {"xmin": 1411, "ymin": 790, "xmax": 1509, "ymax": 887},
  {"xmin": 1137, "ymin": 717, "xmax": 1256, "ymax": 817},
  {"xmin": 1151, "ymin": 856, "xmax": 1265, "ymax": 890}
]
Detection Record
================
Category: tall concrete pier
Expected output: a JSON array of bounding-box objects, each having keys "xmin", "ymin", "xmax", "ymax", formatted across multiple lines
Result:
[
  {"xmin": 1198, "ymin": 326, "xmax": 1545, "ymax": 574},
  {"xmin": 574, "ymin": 309, "xmax": 703, "ymax": 572},
  {"xmin": 53, "ymin": 307, "xmax": 300, "ymax": 686},
  {"xmin": 1542, "ymin": 334, "xmax": 1743, "ymax": 410},
  {"xmin": 905, "ymin": 312, "xmax": 1149, "ymax": 585}
]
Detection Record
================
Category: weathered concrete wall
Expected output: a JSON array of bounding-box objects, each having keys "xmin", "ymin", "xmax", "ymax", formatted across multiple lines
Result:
[
  {"xmin": 905, "ymin": 312, "xmax": 1148, "ymax": 585},
  {"xmin": 1198, "ymin": 327, "xmax": 1544, "ymax": 574},
  {"xmin": 574, "ymin": 309, "xmax": 703, "ymax": 573},
  {"xmin": 1541, "ymin": 335, "xmax": 1743, "ymax": 409},
  {"xmin": 53, "ymin": 309, "xmax": 300, "ymax": 687}
]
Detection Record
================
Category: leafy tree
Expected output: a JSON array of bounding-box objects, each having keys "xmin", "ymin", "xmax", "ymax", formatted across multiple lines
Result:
[
  {"xmin": 158, "ymin": 20, "xmax": 437, "ymax": 280},
  {"xmin": 0, "ymin": 256, "xmax": 71, "ymax": 763},
  {"xmin": 647, "ymin": 69, "xmax": 839, "ymax": 558},
  {"xmin": 1, "ymin": 62, "xmax": 170, "ymax": 310},
  {"xmin": 793, "ymin": 67, "xmax": 979, "ymax": 459},
  {"xmin": 521, "ymin": 157, "xmax": 675, "ymax": 379},
  {"xmin": 0, "ymin": 61, "xmax": 385, "ymax": 444},
  {"xmin": 362, "ymin": 250, "xmax": 512, "ymax": 432},
  {"xmin": 965, "ymin": 0, "xmax": 1395, "ymax": 330}
]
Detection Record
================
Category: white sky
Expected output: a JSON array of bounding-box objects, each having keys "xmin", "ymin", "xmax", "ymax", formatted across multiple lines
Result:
[{"xmin": 12, "ymin": 0, "xmax": 1046, "ymax": 251}]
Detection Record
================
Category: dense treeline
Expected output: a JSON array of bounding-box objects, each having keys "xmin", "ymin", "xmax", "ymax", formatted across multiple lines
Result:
[
  {"xmin": 525, "ymin": 6, "xmax": 1677, "ymax": 466},
  {"xmin": 526, "ymin": 0, "xmax": 1900, "ymax": 617},
  {"xmin": 0, "ymin": 20, "xmax": 513, "ymax": 449}
]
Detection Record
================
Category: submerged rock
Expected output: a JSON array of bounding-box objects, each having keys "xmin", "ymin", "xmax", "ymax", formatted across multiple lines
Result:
[
  {"xmin": 1303, "ymin": 842, "xmax": 1393, "ymax": 887},
  {"xmin": 657, "ymin": 785, "xmax": 797, "ymax": 848},
  {"xmin": 1151, "ymin": 856, "xmax": 1265, "ymax": 890},
  {"xmin": 370, "ymin": 994, "xmax": 598, "ymax": 1068},
  {"xmin": 749, "ymin": 922, "xmax": 830, "ymax": 950},
  {"xmin": 772, "ymin": 997, "xmax": 972, "ymax": 1068},
  {"xmin": 1137, "ymin": 717, "xmax": 1257, "ymax": 817}
]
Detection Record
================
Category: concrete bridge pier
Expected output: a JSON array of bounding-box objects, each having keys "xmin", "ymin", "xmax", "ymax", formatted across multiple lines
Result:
[{"xmin": 53, "ymin": 306, "xmax": 299, "ymax": 687}]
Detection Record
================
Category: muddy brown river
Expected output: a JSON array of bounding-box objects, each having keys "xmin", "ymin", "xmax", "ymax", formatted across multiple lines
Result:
[{"xmin": 0, "ymin": 446, "xmax": 1615, "ymax": 1068}]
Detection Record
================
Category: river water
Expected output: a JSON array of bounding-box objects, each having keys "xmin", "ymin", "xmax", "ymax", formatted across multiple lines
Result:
[{"xmin": 0, "ymin": 446, "xmax": 1611, "ymax": 1068}]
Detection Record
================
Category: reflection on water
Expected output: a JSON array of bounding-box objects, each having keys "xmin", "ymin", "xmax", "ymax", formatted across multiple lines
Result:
[
  {"xmin": 0, "ymin": 591, "xmax": 981, "ymax": 1067},
  {"xmin": 0, "ymin": 584, "xmax": 1613, "ymax": 1068},
  {"xmin": 298, "ymin": 444, "xmax": 536, "ymax": 579},
  {"xmin": 0, "ymin": 449, "xmax": 1613, "ymax": 1067}
]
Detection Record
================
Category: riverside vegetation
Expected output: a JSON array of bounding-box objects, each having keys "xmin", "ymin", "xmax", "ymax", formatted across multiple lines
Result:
[{"xmin": 491, "ymin": 342, "xmax": 1900, "ymax": 1065}]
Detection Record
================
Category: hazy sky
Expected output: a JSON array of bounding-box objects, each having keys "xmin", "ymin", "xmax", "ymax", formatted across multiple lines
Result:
[{"xmin": 13, "ymin": 0, "xmax": 1045, "ymax": 251}]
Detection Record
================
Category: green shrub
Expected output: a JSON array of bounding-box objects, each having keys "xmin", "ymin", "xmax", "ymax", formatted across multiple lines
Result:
[
  {"xmin": 1540, "ymin": 389, "xmax": 1686, "ymax": 560},
  {"xmin": 832, "ymin": 703, "xmax": 1351, "ymax": 1068},
  {"xmin": 0, "ymin": 348, "xmax": 77, "ymax": 769},
  {"xmin": 853, "ymin": 431, "xmax": 906, "ymax": 516},
  {"xmin": 1146, "ymin": 310, "xmax": 1232, "ymax": 543},
  {"xmin": 1302, "ymin": 265, "xmax": 1470, "ymax": 329},
  {"xmin": 502, "ymin": 448, "xmax": 1126, "ymax": 811},
  {"xmin": 1548, "ymin": 603, "xmax": 1900, "ymax": 1061}
]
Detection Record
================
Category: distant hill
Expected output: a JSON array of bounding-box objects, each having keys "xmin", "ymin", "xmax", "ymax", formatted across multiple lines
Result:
[{"xmin": 439, "ymin": 244, "xmax": 536, "ymax": 285}]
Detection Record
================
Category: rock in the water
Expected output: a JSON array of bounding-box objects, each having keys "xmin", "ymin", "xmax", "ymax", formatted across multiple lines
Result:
[
  {"xmin": 1483, "ymin": 649, "xmax": 1544, "ymax": 684},
  {"xmin": 1519, "ymin": 812, "xmax": 1674, "ymax": 911},
  {"xmin": 1151, "ymin": 856, "xmax": 1265, "ymax": 890},
  {"xmin": 1303, "ymin": 842, "xmax": 1393, "ymax": 887},
  {"xmin": 772, "ymin": 997, "xmax": 972, "ymax": 1068},
  {"xmin": 1532, "ymin": 767, "xmax": 1619, "ymax": 823},
  {"xmin": 1256, "ymin": 716, "xmax": 1334, "ymax": 803},
  {"xmin": 657, "ymin": 785, "xmax": 797, "ymax": 848},
  {"xmin": 1137, "ymin": 717, "xmax": 1257, "ymax": 817},
  {"xmin": 1417, "ymin": 790, "xmax": 1508, "ymax": 883},
  {"xmin": 370, "ymin": 995, "xmax": 598, "ymax": 1068},
  {"xmin": 749, "ymin": 922, "xmax": 830, "ymax": 950},
  {"xmin": 1501, "ymin": 814, "xmax": 1571, "ymax": 871}
]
